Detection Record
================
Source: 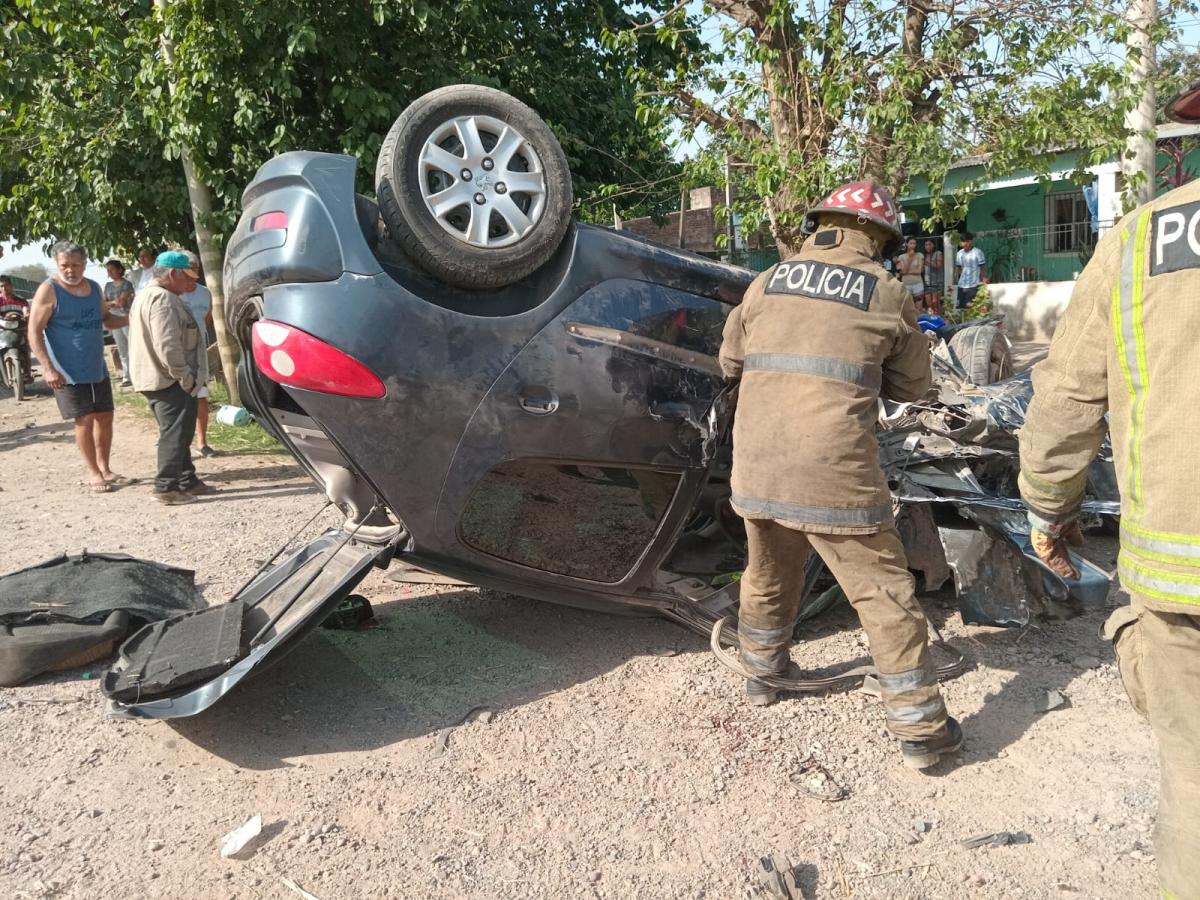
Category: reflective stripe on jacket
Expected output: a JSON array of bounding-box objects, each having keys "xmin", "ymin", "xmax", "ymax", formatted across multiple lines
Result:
[
  {"xmin": 720, "ymin": 225, "xmax": 932, "ymax": 535},
  {"xmin": 1019, "ymin": 179, "xmax": 1200, "ymax": 612}
]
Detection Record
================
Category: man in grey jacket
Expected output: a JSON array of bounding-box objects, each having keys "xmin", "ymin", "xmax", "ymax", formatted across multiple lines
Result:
[{"xmin": 128, "ymin": 250, "xmax": 213, "ymax": 504}]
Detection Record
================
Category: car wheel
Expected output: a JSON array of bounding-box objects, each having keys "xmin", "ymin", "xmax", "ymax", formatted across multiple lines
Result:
[
  {"xmin": 375, "ymin": 84, "xmax": 573, "ymax": 290},
  {"xmin": 354, "ymin": 193, "xmax": 383, "ymax": 253},
  {"xmin": 949, "ymin": 324, "xmax": 1012, "ymax": 385}
]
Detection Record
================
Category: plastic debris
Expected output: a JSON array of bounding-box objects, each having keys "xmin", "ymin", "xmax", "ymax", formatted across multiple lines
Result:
[
  {"xmin": 858, "ymin": 674, "xmax": 882, "ymax": 698},
  {"xmin": 220, "ymin": 814, "xmax": 263, "ymax": 858},
  {"xmin": 215, "ymin": 405, "xmax": 251, "ymax": 427},
  {"xmin": 1035, "ymin": 689, "xmax": 1067, "ymax": 713}
]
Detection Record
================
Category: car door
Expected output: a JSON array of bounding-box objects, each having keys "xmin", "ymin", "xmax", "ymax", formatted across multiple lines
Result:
[{"xmin": 436, "ymin": 275, "xmax": 735, "ymax": 594}]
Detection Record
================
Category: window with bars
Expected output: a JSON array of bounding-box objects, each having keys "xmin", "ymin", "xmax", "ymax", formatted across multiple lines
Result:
[{"xmin": 1044, "ymin": 192, "xmax": 1091, "ymax": 253}]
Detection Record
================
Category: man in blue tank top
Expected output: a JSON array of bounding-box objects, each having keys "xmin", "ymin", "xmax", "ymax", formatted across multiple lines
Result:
[{"xmin": 28, "ymin": 241, "xmax": 136, "ymax": 493}]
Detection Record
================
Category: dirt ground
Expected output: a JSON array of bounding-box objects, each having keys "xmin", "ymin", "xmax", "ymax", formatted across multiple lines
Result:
[{"xmin": 0, "ymin": 381, "xmax": 1159, "ymax": 900}]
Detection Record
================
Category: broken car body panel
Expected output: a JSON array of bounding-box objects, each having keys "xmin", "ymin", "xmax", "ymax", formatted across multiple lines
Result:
[{"xmin": 104, "ymin": 531, "xmax": 388, "ymax": 719}]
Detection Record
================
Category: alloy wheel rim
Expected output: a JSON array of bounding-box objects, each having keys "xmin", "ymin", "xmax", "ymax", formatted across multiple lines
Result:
[{"xmin": 418, "ymin": 114, "xmax": 547, "ymax": 249}]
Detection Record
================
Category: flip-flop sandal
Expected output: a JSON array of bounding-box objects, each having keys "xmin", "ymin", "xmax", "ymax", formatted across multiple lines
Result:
[
  {"xmin": 89, "ymin": 481, "xmax": 113, "ymax": 494},
  {"xmin": 105, "ymin": 474, "xmax": 138, "ymax": 486}
]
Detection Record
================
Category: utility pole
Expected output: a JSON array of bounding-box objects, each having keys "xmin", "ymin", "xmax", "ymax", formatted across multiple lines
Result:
[
  {"xmin": 1123, "ymin": 0, "xmax": 1158, "ymax": 209},
  {"xmin": 724, "ymin": 152, "xmax": 736, "ymax": 260},
  {"xmin": 677, "ymin": 187, "xmax": 688, "ymax": 249}
]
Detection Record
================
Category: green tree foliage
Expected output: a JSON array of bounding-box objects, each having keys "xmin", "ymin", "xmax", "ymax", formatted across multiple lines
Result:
[
  {"xmin": 1157, "ymin": 44, "xmax": 1200, "ymax": 121},
  {"xmin": 607, "ymin": 0, "xmax": 1191, "ymax": 255},
  {"xmin": 0, "ymin": 0, "xmax": 684, "ymax": 255}
]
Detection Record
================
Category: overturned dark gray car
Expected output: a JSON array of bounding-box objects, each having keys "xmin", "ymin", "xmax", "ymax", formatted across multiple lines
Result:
[{"xmin": 103, "ymin": 86, "xmax": 1114, "ymax": 719}]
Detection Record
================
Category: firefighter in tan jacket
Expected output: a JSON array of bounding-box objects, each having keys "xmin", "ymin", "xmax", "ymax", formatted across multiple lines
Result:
[
  {"xmin": 1019, "ymin": 83, "xmax": 1200, "ymax": 899},
  {"xmin": 720, "ymin": 181, "xmax": 962, "ymax": 770}
]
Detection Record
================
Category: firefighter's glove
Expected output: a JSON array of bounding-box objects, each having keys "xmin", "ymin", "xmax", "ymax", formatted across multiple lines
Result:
[{"xmin": 1028, "ymin": 512, "xmax": 1084, "ymax": 580}]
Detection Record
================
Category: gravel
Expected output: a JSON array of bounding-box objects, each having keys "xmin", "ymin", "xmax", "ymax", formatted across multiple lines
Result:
[{"xmin": 0, "ymin": 386, "xmax": 1161, "ymax": 899}]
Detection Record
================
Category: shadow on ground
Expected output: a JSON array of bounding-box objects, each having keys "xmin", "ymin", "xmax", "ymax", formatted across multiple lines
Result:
[
  {"xmin": 170, "ymin": 588, "xmax": 679, "ymax": 770},
  {"xmin": 166, "ymin": 535, "xmax": 1122, "ymax": 773},
  {"xmin": 200, "ymin": 485, "xmax": 319, "ymax": 501},
  {"xmin": 0, "ymin": 419, "xmax": 71, "ymax": 451},
  {"xmin": 951, "ymin": 607, "xmax": 1116, "ymax": 764},
  {"xmin": 203, "ymin": 464, "xmax": 305, "ymax": 484}
]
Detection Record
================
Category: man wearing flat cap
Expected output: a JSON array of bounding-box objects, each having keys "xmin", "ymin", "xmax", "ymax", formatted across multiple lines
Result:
[{"xmin": 128, "ymin": 250, "xmax": 213, "ymax": 504}]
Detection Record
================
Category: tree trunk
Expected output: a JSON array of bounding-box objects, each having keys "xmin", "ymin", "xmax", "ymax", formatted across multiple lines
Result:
[
  {"xmin": 761, "ymin": 50, "xmax": 811, "ymax": 256},
  {"xmin": 182, "ymin": 152, "xmax": 240, "ymax": 405},
  {"xmin": 1123, "ymin": 0, "xmax": 1157, "ymax": 208},
  {"xmin": 154, "ymin": 0, "xmax": 241, "ymax": 406}
]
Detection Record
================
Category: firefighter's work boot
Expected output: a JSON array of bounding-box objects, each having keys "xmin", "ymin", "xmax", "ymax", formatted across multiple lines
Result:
[
  {"xmin": 744, "ymin": 662, "xmax": 805, "ymax": 707},
  {"xmin": 899, "ymin": 717, "xmax": 964, "ymax": 770},
  {"xmin": 746, "ymin": 677, "xmax": 779, "ymax": 707}
]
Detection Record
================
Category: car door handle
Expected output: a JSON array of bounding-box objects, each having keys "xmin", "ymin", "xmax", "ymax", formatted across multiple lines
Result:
[{"xmin": 517, "ymin": 388, "xmax": 559, "ymax": 416}]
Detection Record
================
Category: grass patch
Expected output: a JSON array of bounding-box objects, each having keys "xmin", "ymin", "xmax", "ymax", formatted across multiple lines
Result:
[{"xmin": 114, "ymin": 380, "xmax": 284, "ymax": 454}]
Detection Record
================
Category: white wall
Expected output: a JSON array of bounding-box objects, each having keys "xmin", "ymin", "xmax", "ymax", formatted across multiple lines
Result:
[{"xmin": 987, "ymin": 281, "xmax": 1076, "ymax": 343}]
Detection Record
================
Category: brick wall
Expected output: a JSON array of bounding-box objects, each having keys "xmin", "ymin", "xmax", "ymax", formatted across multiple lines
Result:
[{"xmin": 619, "ymin": 208, "xmax": 719, "ymax": 254}]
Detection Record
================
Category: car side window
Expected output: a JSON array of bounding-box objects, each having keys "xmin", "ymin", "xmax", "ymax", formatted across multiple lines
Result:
[{"xmin": 459, "ymin": 461, "xmax": 679, "ymax": 582}]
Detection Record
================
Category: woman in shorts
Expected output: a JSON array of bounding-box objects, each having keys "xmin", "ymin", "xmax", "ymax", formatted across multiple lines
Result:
[
  {"xmin": 897, "ymin": 237, "xmax": 925, "ymax": 308},
  {"xmin": 922, "ymin": 238, "xmax": 945, "ymax": 315}
]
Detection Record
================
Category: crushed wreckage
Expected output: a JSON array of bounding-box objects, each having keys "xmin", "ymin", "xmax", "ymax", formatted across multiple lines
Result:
[{"xmin": 882, "ymin": 337, "xmax": 1117, "ymax": 627}]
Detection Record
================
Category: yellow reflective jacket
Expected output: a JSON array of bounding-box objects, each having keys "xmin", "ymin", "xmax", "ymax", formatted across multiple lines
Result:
[{"xmin": 1019, "ymin": 179, "xmax": 1200, "ymax": 612}]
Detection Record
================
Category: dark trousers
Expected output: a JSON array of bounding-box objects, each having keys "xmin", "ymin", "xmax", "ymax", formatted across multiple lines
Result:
[{"xmin": 143, "ymin": 383, "xmax": 198, "ymax": 493}]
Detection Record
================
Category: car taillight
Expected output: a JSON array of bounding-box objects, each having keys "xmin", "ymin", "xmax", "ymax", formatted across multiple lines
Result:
[
  {"xmin": 252, "ymin": 211, "xmax": 288, "ymax": 231},
  {"xmin": 252, "ymin": 320, "xmax": 385, "ymax": 399}
]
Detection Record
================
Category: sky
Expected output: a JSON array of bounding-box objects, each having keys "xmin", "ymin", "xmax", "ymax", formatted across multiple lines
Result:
[{"xmin": 1, "ymin": 239, "xmax": 109, "ymax": 285}]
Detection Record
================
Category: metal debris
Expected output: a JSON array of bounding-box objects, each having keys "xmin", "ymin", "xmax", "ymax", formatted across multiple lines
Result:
[
  {"xmin": 386, "ymin": 564, "xmax": 471, "ymax": 587},
  {"xmin": 961, "ymin": 831, "xmax": 1033, "ymax": 849},
  {"xmin": 880, "ymin": 351, "xmax": 1118, "ymax": 627}
]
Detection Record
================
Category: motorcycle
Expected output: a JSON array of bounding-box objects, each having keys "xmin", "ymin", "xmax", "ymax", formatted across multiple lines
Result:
[{"xmin": 0, "ymin": 303, "xmax": 32, "ymax": 402}]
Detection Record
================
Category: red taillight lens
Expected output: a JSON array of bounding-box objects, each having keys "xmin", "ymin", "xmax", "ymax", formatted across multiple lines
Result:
[
  {"xmin": 252, "ymin": 210, "xmax": 288, "ymax": 231},
  {"xmin": 252, "ymin": 320, "xmax": 385, "ymax": 399}
]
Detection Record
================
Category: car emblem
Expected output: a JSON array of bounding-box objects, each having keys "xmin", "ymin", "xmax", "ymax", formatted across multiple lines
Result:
[{"xmin": 474, "ymin": 173, "xmax": 492, "ymax": 190}]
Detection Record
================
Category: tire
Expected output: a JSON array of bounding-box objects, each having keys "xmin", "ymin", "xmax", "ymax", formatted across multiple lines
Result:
[
  {"xmin": 354, "ymin": 193, "xmax": 382, "ymax": 253},
  {"xmin": 375, "ymin": 84, "xmax": 573, "ymax": 290},
  {"xmin": 3, "ymin": 349, "xmax": 24, "ymax": 402},
  {"xmin": 949, "ymin": 324, "xmax": 1012, "ymax": 385}
]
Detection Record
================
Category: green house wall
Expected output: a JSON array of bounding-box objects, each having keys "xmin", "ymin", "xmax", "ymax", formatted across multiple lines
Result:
[{"xmin": 901, "ymin": 143, "xmax": 1200, "ymax": 283}]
